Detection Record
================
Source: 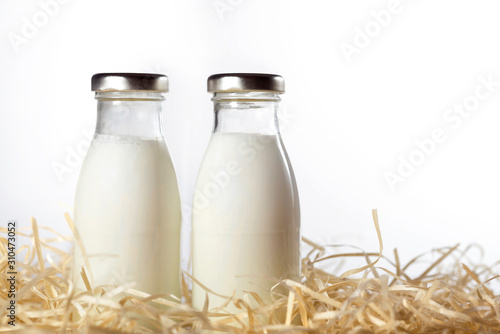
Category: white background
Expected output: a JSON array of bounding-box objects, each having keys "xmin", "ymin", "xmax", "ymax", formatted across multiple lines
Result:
[{"xmin": 1, "ymin": 0, "xmax": 500, "ymax": 271}]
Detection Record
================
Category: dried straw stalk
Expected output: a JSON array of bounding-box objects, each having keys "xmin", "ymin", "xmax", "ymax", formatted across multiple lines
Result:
[{"xmin": 1, "ymin": 210, "xmax": 499, "ymax": 333}]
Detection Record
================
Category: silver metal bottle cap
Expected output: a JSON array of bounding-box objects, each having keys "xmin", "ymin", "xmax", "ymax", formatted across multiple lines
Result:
[
  {"xmin": 91, "ymin": 73, "xmax": 169, "ymax": 92},
  {"xmin": 207, "ymin": 73, "xmax": 285, "ymax": 93}
]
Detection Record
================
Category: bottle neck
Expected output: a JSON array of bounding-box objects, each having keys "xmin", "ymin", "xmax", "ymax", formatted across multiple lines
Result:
[
  {"xmin": 212, "ymin": 92, "xmax": 281, "ymax": 135},
  {"xmin": 95, "ymin": 91, "xmax": 165, "ymax": 139}
]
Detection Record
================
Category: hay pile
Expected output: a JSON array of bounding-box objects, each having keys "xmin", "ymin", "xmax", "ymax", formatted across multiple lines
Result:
[{"xmin": 1, "ymin": 210, "xmax": 500, "ymax": 333}]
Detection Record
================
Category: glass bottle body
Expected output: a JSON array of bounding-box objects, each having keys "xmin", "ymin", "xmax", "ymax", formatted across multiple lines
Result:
[
  {"xmin": 191, "ymin": 92, "xmax": 301, "ymax": 310},
  {"xmin": 73, "ymin": 91, "xmax": 181, "ymax": 296}
]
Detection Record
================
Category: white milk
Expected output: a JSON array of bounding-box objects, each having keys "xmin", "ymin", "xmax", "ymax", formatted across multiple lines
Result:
[
  {"xmin": 73, "ymin": 134, "xmax": 181, "ymax": 296},
  {"xmin": 191, "ymin": 133, "xmax": 300, "ymax": 310}
]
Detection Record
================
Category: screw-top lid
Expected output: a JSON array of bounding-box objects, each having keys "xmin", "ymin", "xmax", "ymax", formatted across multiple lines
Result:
[
  {"xmin": 91, "ymin": 73, "xmax": 169, "ymax": 92},
  {"xmin": 207, "ymin": 73, "xmax": 285, "ymax": 93}
]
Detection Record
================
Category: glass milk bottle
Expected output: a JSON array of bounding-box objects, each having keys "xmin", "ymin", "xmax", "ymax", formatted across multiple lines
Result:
[
  {"xmin": 73, "ymin": 73, "xmax": 181, "ymax": 296},
  {"xmin": 191, "ymin": 73, "xmax": 301, "ymax": 310}
]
